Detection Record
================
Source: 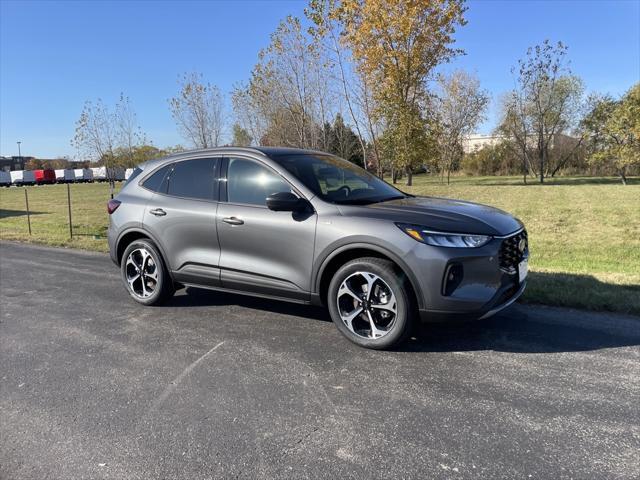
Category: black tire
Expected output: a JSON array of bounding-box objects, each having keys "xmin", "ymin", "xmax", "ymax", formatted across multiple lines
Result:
[
  {"xmin": 120, "ymin": 239, "xmax": 174, "ymax": 306},
  {"xmin": 327, "ymin": 257, "xmax": 415, "ymax": 350}
]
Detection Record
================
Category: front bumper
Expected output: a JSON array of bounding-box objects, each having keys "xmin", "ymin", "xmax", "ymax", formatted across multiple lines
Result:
[
  {"xmin": 405, "ymin": 232, "xmax": 528, "ymax": 321},
  {"xmin": 418, "ymin": 280, "xmax": 526, "ymax": 322}
]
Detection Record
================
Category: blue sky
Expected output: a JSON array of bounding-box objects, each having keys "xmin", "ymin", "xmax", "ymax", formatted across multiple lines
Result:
[{"xmin": 1, "ymin": 0, "xmax": 639, "ymax": 158}]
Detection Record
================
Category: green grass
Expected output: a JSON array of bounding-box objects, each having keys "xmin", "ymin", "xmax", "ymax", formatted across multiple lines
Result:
[
  {"xmin": 0, "ymin": 182, "xmax": 117, "ymax": 252},
  {"xmin": 1, "ymin": 176, "xmax": 639, "ymax": 315}
]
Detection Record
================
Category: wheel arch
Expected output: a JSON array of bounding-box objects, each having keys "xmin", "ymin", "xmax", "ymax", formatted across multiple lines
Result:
[
  {"xmin": 314, "ymin": 243, "xmax": 424, "ymax": 310},
  {"xmin": 115, "ymin": 228, "xmax": 171, "ymax": 271}
]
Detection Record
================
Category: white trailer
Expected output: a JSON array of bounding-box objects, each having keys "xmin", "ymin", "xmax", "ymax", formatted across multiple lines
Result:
[
  {"xmin": 0, "ymin": 170, "xmax": 10, "ymax": 186},
  {"xmin": 10, "ymin": 170, "xmax": 24, "ymax": 185},
  {"xmin": 125, "ymin": 168, "xmax": 134, "ymax": 180},
  {"xmin": 73, "ymin": 168, "xmax": 93, "ymax": 182},
  {"xmin": 91, "ymin": 167, "xmax": 106, "ymax": 181},
  {"xmin": 64, "ymin": 169, "xmax": 76, "ymax": 182},
  {"xmin": 54, "ymin": 169, "xmax": 65, "ymax": 182}
]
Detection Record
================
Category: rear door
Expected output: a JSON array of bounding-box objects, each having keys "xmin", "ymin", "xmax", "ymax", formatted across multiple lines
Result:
[
  {"xmin": 216, "ymin": 156, "xmax": 317, "ymax": 300},
  {"xmin": 142, "ymin": 157, "xmax": 222, "ymax": 287}
]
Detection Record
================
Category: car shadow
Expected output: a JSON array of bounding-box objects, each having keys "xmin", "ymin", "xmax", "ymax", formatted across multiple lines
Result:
[
  {"xmin": 398, "ymin": 311, "xmax": 640, "ymax": 354},
  {"xmin": 0, "ymin": 208, "xmax": 46, "ymax": 219},
  {"xmin": 167, "ymin": 286, "xmax": 639, "ymax": 354},
  {"xmin": 167, "ymin": 286, "xmax": 331, "ymax": 322}
]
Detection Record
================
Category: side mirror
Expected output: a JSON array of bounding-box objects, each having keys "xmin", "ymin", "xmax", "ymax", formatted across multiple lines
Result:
[{"xmin": 266, "ymin": 191, "xmax": 306, "ymax": 212}]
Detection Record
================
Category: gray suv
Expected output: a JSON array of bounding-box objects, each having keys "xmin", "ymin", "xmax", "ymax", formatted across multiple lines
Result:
[{"xmin": 108, "ymin": 147, "xmax": 528, "ymax": 349}]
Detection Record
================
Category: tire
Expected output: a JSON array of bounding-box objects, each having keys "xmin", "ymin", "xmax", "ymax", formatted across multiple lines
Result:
[
  {"xmin": 120, "ymin": 239, "xmax": 174, "ymax": 306},
  {"xmin": 327, "ymin": 257, "xmax": 415, "ymax": 350}
]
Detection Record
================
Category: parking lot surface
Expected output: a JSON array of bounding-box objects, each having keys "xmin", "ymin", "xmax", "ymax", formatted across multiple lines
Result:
[{"xmin": 1, "ymin": 241, "xmax": 639, "ymax": 479}]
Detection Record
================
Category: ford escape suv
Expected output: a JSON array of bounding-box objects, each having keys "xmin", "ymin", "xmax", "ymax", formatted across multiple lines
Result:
[{"xmin": 108, "ymin": 147, "xmax": 528, "ymax": 349}]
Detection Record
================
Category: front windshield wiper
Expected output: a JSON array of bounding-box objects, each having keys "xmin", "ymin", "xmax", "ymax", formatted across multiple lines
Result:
[
  {"xmin": 370, "ymin": 195, "xmax": 406, "ymax": 204},
  {"xmin": 337, "ymin": 195, "xmax": 406, "ymax": 206}
]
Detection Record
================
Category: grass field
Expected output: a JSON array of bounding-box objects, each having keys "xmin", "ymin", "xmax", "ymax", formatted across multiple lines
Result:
[{"xmin": 1, "ymin": 175, "xmax": 639, "ymax": 315}]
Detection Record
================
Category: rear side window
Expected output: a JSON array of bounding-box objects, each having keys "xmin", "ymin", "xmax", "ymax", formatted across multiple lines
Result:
[
  {"xmin": 123, "ymin": 167, "xmax": 142, "ymax": 187},
  {"xmin": 167, "ymin": 158, "xmax": 217, "ymax": 201},
  {"xmin": 142, "ymin": 164, "xmax": 172, "ymax": 193}
]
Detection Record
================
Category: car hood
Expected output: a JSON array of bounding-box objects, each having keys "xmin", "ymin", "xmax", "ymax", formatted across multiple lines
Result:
[{"xmin": 340, "ymin": 196, "xmax": 523, "ymax": 236}]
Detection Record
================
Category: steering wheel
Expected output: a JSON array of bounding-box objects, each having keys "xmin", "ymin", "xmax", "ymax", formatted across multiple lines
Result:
[{"xmin": 336, "ymin": 185, "xmax": 351, "ymax": 197}]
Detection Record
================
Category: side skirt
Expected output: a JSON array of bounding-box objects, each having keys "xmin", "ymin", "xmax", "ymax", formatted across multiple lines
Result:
[{"xmin": 179, "ymin": 282, "xmax": 313, "ymax": 306}]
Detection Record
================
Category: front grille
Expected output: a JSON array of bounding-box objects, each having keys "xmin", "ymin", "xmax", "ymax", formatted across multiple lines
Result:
[{"xmin": 499, "ymin": 229, "xmax": 528, "ymax": 273}]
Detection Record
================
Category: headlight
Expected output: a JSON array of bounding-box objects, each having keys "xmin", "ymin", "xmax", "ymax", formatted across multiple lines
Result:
[{"xmin": 396, "ymin": 223, "xmax": 492, "ymax": 248}]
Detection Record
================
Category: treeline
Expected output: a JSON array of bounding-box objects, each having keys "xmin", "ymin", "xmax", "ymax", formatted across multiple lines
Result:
[{"xmin": 72, "ymin": 1, "xmax": 639, "ymax": 185}]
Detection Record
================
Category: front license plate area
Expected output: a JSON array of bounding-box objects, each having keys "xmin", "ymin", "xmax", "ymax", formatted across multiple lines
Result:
[{"xmin": 518, "ymin": 259, "xmax": 528, "ymax": 283}]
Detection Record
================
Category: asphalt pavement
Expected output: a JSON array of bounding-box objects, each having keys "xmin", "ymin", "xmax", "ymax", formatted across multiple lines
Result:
[{"xmin": 1, "ymin": 241, "xmax": 639, "ymax": 479}]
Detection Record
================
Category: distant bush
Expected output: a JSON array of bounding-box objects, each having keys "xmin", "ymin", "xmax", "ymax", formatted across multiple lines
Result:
[{"xmin": 461, "ymin": 142, "xmax": 521, "ymax": 176}]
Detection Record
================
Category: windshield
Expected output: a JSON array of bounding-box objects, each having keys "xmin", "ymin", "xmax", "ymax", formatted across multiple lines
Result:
[{"xmin": 270, "ymin": 153, "xmax": 406, "ymax": 205}]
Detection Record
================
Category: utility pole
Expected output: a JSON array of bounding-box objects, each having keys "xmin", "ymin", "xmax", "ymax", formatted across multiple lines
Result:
[{"xmin": 17, "ymin": 141, "xmax": 22, "ymax": 168}]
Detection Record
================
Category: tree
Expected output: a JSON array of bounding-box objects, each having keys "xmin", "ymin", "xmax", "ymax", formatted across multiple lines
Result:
[
  {"xmin": 231, "ymin": 123, "xmax": 252, "ymax": 146},
  {"xmin": 583, "ymin": 84, "xmax": 640, "ymax": 185},
  {"xmin": 237, "ymin": 16, "xmax": 333, "ymax": 150},
  {"xmin": 339, "ymin": 0, "xmax": 467, "ymax": 185},
  {"xmin": 327, "ymin": 113, "xmax": 363, "ymax": 165},
  {"xmin": 72, "ymin": 98, "xmax": 117, "ymax": 164},
  {"xmin": 500, "ymin": 40, "xmax": 585, "ymax": 183},
  {"xmin": 169, "ymin": 72, "xmax": 224, "ymax": 149},
  {"xmin": 115, "ymin": 93, "xmax": 145, "ymax": 166},
  {"xmin": 434, "ymin": 70, "xmax": 489, "ymax": 183}
]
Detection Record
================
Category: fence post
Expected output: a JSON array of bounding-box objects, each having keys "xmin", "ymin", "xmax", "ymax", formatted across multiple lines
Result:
[
  {"xmin": 67, "ymin": 183, "xmax": 73, "ymax": 239},
  {"xmin": 24, "ymin": 188, "xmax": 32, "ymax": 236}
]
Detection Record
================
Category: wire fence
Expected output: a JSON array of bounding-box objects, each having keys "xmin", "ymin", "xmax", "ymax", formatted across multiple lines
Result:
[{"xmin": 0, "ymin": 182, "xmax": 119, "ymax": 247}]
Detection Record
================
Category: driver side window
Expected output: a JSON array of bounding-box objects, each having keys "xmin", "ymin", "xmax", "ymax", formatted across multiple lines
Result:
[{"xmin": 226, "ymin": 158, "xmax": 291, "ymax": 207}]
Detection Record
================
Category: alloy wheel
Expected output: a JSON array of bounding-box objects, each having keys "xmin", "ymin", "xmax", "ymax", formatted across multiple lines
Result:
[
  {"xmin": 125, "ymin": 247, "xmax": 159, "ymax": 298},
  {"xmin": 336, "ymin": 271, "xmax": 398, "ymax": 339}
]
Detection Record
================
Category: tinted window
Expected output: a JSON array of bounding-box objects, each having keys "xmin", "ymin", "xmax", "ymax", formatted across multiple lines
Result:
[
  {"xmin": 271, "ymin": 153, "xmax": 405, "ymax": 205},
  {"xmin": 226, "ymin": 158, "xmax": 291, "ymax": 206},
  {"xmin": 142, "ymin": 164, "xmax": 172, "ymax": 193},
  {"xmin": 167, "ymin": 158, "xmax": 217, "ymax": 201}
]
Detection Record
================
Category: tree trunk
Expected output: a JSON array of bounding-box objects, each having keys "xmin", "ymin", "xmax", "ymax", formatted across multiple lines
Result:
[
  {"xmin": 391, "ymin": 167, "xmax": 397, "ymax": 184},
  {"xmin": 619, "ymin": 169, "xmax": 627, "ymax": 185},
  {"xmin": 405, "ymin": 167, "xmax": 413, "ymax": 186}
]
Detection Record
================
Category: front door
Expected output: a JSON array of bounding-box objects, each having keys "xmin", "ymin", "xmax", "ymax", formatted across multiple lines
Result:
[{"xmin": 216, "ymin": 157, "xmax": 317, "ymax": 300}]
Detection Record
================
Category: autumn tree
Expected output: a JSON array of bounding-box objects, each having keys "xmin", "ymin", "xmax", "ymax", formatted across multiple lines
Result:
[
  {"xmin": 582, "ymin": 84, "xmax": 640, "ymax": 185},
  {"xmin": 170, "ymin": 72, "xmax": 224, "ymax": 149},
  {"xmin": 339, "ymin": 0, "xmax": 466, "ymax": 185},
  {"xmin": 306, "ymin": 0, "xmax": 379, "ymax": 171},
  {"xmin": 500, "ymin": 40, "xmax": 585, "ymax": 183},
  {"xmin": 434, "ymin": 70, "xmax": 489, "ymax": 183}
]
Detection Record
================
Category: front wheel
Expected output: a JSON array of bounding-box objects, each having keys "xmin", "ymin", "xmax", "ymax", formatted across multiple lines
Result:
[
  {"xmin": 120, "ymin": 239, "xmax": 174, "ymax": 305},
  {"xmin": 327, "ymin": 257, "xmax": 415, "ymax": 350}
]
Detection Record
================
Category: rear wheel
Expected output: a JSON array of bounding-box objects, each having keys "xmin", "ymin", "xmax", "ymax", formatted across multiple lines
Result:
[
  {"xmin": 327, "ymin": 257, "xmax": 415, "ymax": 350},
  {"xmin": 121, "ymin": 239, "xmax": 174, "ymax": 305}
]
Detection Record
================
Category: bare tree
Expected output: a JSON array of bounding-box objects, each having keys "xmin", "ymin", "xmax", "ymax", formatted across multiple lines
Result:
[
  {"xmin": 115, "ymin": 93, "xmax": 145, "ymax": 166},
  {"xmin": 434, "ymin": 71, "xmax": 490, "ymax": 184},
  {"xmin": 73, "ymin": 96, "xmax": 147, "ymax": 196},
  {"xmin": 73, "ymin": 98, "xmax": 116, "ymax": 162},
  {"xmin": 501, "ymin": 41, "xmax": 585, "ymax": 183},
  {"xmin": 170, "ymin": 72, "xmax": 224, "ymax": 149}
]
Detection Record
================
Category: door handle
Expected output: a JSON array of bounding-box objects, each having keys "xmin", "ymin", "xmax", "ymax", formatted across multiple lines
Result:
[
  {"xmin": 222, "ymin": 216, "xmax": 244, "ymax": 225},
  {"xmin": 149, "ymin": 208, "xmax": 167, "ymax": 217}
]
